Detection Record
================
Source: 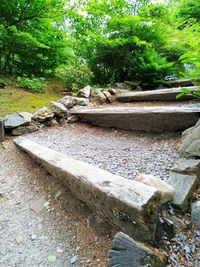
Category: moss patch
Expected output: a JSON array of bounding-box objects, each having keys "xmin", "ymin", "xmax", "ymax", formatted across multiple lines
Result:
[{"xmin": 0, "ymin": 77, "xmax": 65, "ymax": 117}]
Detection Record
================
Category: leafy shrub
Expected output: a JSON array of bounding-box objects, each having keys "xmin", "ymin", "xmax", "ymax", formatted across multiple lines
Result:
[
  {"xmin": 56, "ymin": 62, "xmax": 93, "ymax": 92},
  {"xmin": 16, "ymin": 76, "xmax": 46, "ymax": 93}
]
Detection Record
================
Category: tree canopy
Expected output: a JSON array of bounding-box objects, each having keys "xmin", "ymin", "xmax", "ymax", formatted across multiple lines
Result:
[{"xmin": 0, "ymin": 0, "xmax": 199, "ymax": 89}]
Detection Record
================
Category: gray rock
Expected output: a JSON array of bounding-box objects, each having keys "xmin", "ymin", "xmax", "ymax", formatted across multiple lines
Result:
[
  {"xmin": 102, "ymin": 90, "xmax": 112, "ymax": 103},
  {"xmin": 171, "ymin": 158, "xmax": 200, "ymax": 175},
  {"xmin": 49, "ymin": 118, "xmax": 59, "ymax": 127},
  {"xmin": 180, "ymin": 126, "xmax": 200, "ymax": 157},
  {"xmin": 124, "ymin": 81, "xmax": 138, "ymax": 90},
  {"xmin": 96, "ymin": 90, "xmax": 107, "ymax": 104},
  {"xmin": 191, "ymin": 200, "xmax": 200, "ymax": 229},
  {"xmin": 4, "ymin": 112, "xmax": 32, "ymax": 129},
  {"xmin": 50, "ymin": 101, "xmax": 68, "ymax": 118},
  {"xmin": 33, "ymin": 107, "xmax": 54, "ymax": 122},
  {"xmin": 135, "ymin": 174, "xmax": 175, "ymax": 204},
  {"xmin": 11, "ymin": 124, "xmax": 38, "ymax": 136},
  {"xmin": 108, "ymin": 232, "xmax": 166, "ymax": 267},
  {"xmin": 70, "ymin": 256, "xmax": 78, "ymax": 264},
  {"xmin": 108, "ymin": 88, "xmax": 117, "ymax": 95},
  {"xmin": 0, "ymin": 117, "xmax": 5, "ymax": 142},
  {"xmin": 75, "ymin": 97, "xmax": 89, "ymax": 106},
  {"xmin": 67, "ymin": 115, "xmax": 79, "ymax": 123},
  {"xmin": 182, "ymin": 118, "xmax": 200, "ymax": 141},
  {"xmin": 77, "ymin": 85, "xmax": 91, "ymax": 98},
  {"xmin": 31, "ymin": 234, "xmax": 37, "ymax": 241},
  {"xmin": 168, "ymin": 172, "xmax": 198, "ymax": 210},
  {"xmin": 59, "ymin": 96, "xmax": 77, "ymax": 109}
]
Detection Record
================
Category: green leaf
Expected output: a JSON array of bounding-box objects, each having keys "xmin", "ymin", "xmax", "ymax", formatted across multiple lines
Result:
[
  {"xmin": 176, "ymin": 92, "xmax": 185, "ymax": 99},
  {"xmin": 48, "ymin": 255, "xmax": 57, "ymax": 262}
]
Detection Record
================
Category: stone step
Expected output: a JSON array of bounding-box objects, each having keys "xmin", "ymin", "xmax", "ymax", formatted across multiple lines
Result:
[
  {"xmin": 167, "ymin": 79, "xmax": 197, "ymax": 88},
  {"xmin": 14, "ymin": 137, "xmax": 161, "ymax": 243},
  {"xmin": 74, "ymin": 106, "xmax": 200, "ymax": 133},
  {"xmin": 117, "ymin": 86, "xmax": 198, "ymax": 102}
]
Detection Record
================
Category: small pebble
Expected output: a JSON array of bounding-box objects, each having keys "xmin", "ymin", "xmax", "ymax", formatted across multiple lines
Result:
[
  {"xmin": 31, "ymin": 234, "xmax": 37, "ymax": 241},
  {"xmin": 177, "ymin": 233, "xmax": 187, "ymax": 242},
  {"xmin": 70, "ymin": 255, "xmax": 78, "ymax": 264}
]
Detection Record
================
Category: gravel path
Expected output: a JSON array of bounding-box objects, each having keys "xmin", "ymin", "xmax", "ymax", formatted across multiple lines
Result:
[
  {"xmin": 0, "ymin": 139, "xmax": 111, "ymax": 267},
  {"xmin": 26, "ymin": 123, "xmax": 181, "ymax": 181}
]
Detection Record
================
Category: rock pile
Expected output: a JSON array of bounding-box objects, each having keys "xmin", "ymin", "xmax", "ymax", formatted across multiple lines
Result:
[
  {"xmin": 167, "ymin": 119, "xmax": 200, "ymax": 224},
  {"xmin": 0, "ymin": 85, "xmax": 119, "ymax": 141}
]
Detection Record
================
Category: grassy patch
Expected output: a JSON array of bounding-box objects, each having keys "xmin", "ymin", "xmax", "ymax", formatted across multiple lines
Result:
[{"xmin": 0, "ymin": 76, "xmax": 65, "ymax": 117}]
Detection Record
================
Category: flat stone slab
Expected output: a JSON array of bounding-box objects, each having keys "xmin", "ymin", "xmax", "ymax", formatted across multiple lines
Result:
[
  {"xmin": 14, "ymin": 137, "xmax": 160, "ymax": 243},
  {"xmin": 74, "ymin": 106, "xmax": 200, "ymax": 133},
  {"xmin": 117, "ymin": 86, "xmax": 198, "ymax": 102},
  {"xmin": 171, "ymin": 158, "xmax": 200, "ymax": 175},
  {"xmin": 168, "ymin": 172, "xmax": 198, "ymax": 210},
  {"xmin": 167, "ymin": 79, "xmax": 196, "ymax": 88}
]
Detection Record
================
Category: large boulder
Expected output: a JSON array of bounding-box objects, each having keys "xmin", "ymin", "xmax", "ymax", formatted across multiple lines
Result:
[
  {"xmin": 50, "ymin": 101, "xmax": 68, "ymax": 118},
  {"xmin": 191, "ymin": 200, "xmax": 200, "ymax": 229},
  {"xmin": 4, "ymin": 112, "xmax": 32, "ymax": 129},
  {"xmin": 0, "ymin": 117, "xmax": 5, "ymax": 142},
  {"xmin": 180, "ymin": 126, "xmax": 200, "ymax": 158},
  {"xmin": 168, "ymin": 172, "xmax": 198, "ymax": 210},
  {"xmin": 135, "ymin": 174, "xmax": 175, "ymax": 204},
  {"xmin": 33, "ymin": 107, "xmax": 54, "ymax": 122},
  {"xmin": 77, "ymin": 85, "xmax": 91, "ymax": 98},
  {"xmin": 182, "ymin": 118, "xmax": 200, "ymax": 141},
  {"xmin": 108, "ymin": 232, "xmax": 166, "ymax": 267},
  {"xmin": 11, "ymin": 124, "xmax": 38, "ymax": 136},
  {"xmin": 59, "ymin": 96, "xmax": 77, "ymax": 109}
]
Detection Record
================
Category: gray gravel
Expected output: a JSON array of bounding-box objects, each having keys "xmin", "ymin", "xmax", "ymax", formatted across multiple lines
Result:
[
  {"xmin": 0, "ymin": 141, "xmax": 76, "ymax": 267},
  {"xmin": 27, "ymin": 123, "xmax": 180, "ymax": 181}
]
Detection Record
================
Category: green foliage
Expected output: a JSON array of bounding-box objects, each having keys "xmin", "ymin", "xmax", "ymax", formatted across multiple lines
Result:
[
  {"xmin": 176, "ymin": 38, "xmax": 200, "ymax": 100},
  {"xmin": 56, "ymin": 61, "xmax": 93, "ymax": 92},
  {"xmin": 178, "ymin": 0, "xmax": 200, "ymax": 24},
  {"xmin": 0, "ymin": 0, "xmax": 70, "ymax": 76},
  {"xmin": 16, "ymin": 76, "xmax": 46, "ymax": 93},
  {"xmin": 1, "ymin": 0, "xmax": 199, "ymax": 90},
  {"xmin": 179, "ymin": 39, "xmax": 200, "ymax": 78}
]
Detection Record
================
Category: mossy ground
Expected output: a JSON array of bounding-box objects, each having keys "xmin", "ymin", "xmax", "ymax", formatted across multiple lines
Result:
[{"xmin": 0, "ymin": 76, "xmax": 65, "ymax": 117}]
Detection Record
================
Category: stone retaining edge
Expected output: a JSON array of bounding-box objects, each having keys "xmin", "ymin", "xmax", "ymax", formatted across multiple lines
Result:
[{"xmin": 14, "ymin": 137, "xmax": 161, "ymax": 243}]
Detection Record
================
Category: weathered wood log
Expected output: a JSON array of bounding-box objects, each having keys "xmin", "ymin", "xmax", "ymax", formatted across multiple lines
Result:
[
  {"xmin": 0, "ymin": 117, "xmax": 5, "ymax": 142},
  {"xmin": 74, "ymin": 106, "xmax": 200, "ymax": 133},
  {"xmin": 14, "ymin": 137, "xmax": 161, "ymax": 243},
  {"xmin": 108, "ymin": 232, "xmax": 167, "ymax": 267}
]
